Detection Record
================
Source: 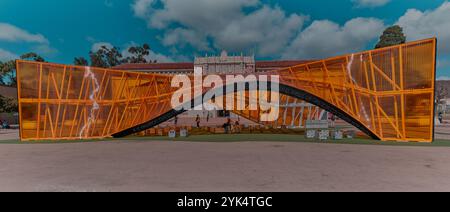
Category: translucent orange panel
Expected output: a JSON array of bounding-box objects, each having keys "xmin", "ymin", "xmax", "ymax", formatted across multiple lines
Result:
[
  {"xmin": 16, "ymin": 38, "xmax": 436, "ymax": 142},
  {"xmin": 274, "ymin": 38, "xmax": 436, "ymax": 142},
  {"xmin": 17, "ymin": 63, "xmax": 176, "ymax": 140}
]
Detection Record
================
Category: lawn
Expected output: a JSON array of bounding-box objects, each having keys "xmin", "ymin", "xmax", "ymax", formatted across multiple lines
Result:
[
  {"xmin": 2, "ymin": 134, "xmax": 450, "ymax": 147},
  {"xmin": 126, "ymin": 134, "xmax": 450, "ymax": 147}
]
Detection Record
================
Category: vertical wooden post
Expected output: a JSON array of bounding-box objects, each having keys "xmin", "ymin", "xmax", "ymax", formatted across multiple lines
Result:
[
  {"xmin": 369, "ymin": 52, "xmax": 383, "ymax": 139},
  {"xmin": 36, "ymin": 63, "xmax": 43, "ymax": 139},
  {"xmin": 399, "ymin": 46, "xmax": 407, "ymax": 140}
]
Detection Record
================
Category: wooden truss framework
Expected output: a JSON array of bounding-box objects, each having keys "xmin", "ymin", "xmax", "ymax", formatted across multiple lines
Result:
[{"xmin": 16, "ymin": 38, "xmax": 436, "ymax": 142}]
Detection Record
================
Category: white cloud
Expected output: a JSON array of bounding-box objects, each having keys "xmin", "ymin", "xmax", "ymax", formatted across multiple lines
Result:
[
  {"xmin": 352, "ymin": 0, "xmax": 390, "ymax": 8},
  {"xmin": 213, "ymin": 6, "xmax": 306, "ymax": 56},
  {"xmin": 396, "ymin": 1, "xmax": 450, "ymax": 55},
  {"xmin": 132, "ymin": 0, "xmax": 306, "ymax": 56},
  {"xmin": 91, "ymin": 42, "xmax": 114, "ymax": 52},
  {"xmin": 0, "ymin": 49, "xmax": 18, "ymax": 62},
  {"xmin": 147, "ymin": 50, "xmax": 174, "ymax": 63},
  {"xmin": 162, "ymin": 28, "xmax": 210, "ymax": 51},
  {"xmin": 0, "ymin": 23, "xmax": 48, "ymax": 44},
  {"xmin": 0, "ymin": 23, "xmax": 58, "ymax": 58},
  {"xmin": 438, "ymin": 76, "xmax": 450, "ymax": 81},
  {"xmin": 146, "ymin": 0, "xmax": 259, "ymax": 30},
  {"xmin": 282, "ymin": 17, "xmax": 385, "ymax": 59},
  {"xmin": 132, "ymin": 0, "xmax": 155, "ymax": 18}
]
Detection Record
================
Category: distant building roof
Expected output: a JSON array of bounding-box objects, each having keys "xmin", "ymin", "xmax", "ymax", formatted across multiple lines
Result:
[
  {"xmin": 255, "ymin": 60, "xmax": 314, "ymax": 69},
  {"xmin": 114, "ymin": 62, "xmax": 194, "ymax": 71},
  {"xmin": 113, "ymin": 60, "xmax": 313, "ymax": 72}
]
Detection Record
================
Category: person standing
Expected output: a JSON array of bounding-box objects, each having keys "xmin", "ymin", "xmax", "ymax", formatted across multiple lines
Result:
[
  {"xmin": 196, "ymin": 115, "xmax": 201, "ymax": 128},
  {"xmin": 2, "ymin": 120, "xmax": 9, "ymax": 129},
  {"xmin": 226, "ymin": 118, "xmax": 232, "ymax": 134},
  {"xmin": 330, "ymin": 114, "xmax": 336, "ymax": 128},
  {"xmin": 234, "ymin": 120, "xmax": 241, "ymax": 133}
]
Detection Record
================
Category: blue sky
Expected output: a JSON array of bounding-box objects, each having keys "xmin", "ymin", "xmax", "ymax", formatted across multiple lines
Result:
[{"xmin": 0, "ymin": 0, "xmax": 449, "ymax": 78}]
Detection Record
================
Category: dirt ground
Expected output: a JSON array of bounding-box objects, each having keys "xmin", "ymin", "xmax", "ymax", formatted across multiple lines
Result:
[{"xmin": 1, "ymin": 140, "xmax": 450, "ymax": 192}]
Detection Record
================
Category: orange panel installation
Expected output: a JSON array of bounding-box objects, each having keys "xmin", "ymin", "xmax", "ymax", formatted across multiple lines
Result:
[{"xmin": 16, "ymin": 38, "xmax": 437, "ymax": 142}]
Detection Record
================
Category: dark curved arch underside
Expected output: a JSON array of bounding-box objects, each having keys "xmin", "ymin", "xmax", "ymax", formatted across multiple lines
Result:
[{"xmin": 112, "ymin": 83, "xmax": 380, "ymax": 140}]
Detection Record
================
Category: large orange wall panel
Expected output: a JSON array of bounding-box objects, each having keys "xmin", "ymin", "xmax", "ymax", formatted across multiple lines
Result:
[{"xmin": 16, "ymin": 38, "xmax": 436, "ymax": 142}]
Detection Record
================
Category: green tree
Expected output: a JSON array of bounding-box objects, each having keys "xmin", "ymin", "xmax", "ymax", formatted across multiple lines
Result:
[
  {"xmin": 73, "ymin": 57, "xmax": 89, "ymax": 66},
  {"xmin": 20, "ymin": 52, "xmax": 46, "ymax": 62},
  {"xmin": 89, "ymin": 45, "xmax": 123, "ymax": 68},
  {"xmin": 1, "ymin": 62, "xmax": 8, "ymax": 85},
  {"xmin": 0, "ymin": 95, "xmax": 18, "ymax": 113},
  {"xmin": 0, "ymin": 52, "xmax": 46, "ymax": 87},
  {"xmin": 0, "ymin": 61, "xmax": 15, "ymax": 86},
  {"xmin": 124, "ymin": 43, "xmax": 155, "ymax": 64},
  {"xmin": 375, "ymin": 25, "xmax": 406, "ymax": 49}
]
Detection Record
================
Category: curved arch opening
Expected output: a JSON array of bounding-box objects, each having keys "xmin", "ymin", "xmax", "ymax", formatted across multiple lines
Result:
[{"xmin": 112, "ymin": 82, "xmax": 380, "ymax": 140}]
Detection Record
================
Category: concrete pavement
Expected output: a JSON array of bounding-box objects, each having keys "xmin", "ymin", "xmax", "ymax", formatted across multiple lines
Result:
[{"xmin": 1, "ymin": 140, "xmax": 450, "ymax": 191}]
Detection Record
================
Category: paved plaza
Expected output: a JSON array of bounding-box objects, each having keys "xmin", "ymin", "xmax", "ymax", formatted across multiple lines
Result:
[{"xmin": 1, "ymin": 139, "xmax": 450, "ymax": 192}]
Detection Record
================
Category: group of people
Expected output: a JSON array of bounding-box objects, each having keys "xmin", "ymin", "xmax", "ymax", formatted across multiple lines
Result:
[
  {"xmin": 0, "ymin": 120, "xmax": 10, "ymax": 129},
  {"xmin": 223, "ymin": 118, "xmax": 240, "ymax": 134},
  {"xmin": 195, "ymin": 113, "xmax": 212, "ymax": 127},
  {"xmin": 173, "ymin": 113, "xmax": 212, "ymax": 128},
  {"xmin": 194, "ymin": 115, "xmax": 241, "ymax": 134}
]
